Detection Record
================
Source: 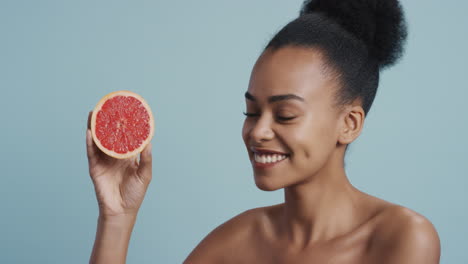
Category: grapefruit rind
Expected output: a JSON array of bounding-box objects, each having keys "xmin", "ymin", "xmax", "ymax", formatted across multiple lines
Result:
[{"xmin": 90, "ymin": 90, "xmax": 155, "ymax": 159}]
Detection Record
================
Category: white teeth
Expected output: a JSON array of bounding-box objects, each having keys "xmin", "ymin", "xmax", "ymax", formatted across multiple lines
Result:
[{"xmin": 254, "ymin": 153, "xmax": 288, "ymax": 164}]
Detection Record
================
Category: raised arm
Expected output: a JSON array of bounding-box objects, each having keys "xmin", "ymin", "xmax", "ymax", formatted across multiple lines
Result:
[
  {"xmin": 89, "ymin": 214, "xmax": 138, "ymax": 264},
  {"xmin": 85, "ymin": 111, "xmax": 153, "ymax": 264}
]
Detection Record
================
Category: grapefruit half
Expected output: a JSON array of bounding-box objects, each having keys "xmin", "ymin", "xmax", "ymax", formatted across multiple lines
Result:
[{"xmin": 90, "ymin": 90, "xmax": 154, "ymax": 159}]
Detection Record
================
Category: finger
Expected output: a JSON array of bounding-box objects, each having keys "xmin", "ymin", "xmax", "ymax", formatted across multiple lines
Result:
[
  {"xmin": 86, "ymin": 129, "xmax": 99, "ymax": 163},
  {"xmin": 137, "ymin": 142, "xmax": 152, "ymax": 183},
  {"xmin": 133, "ymin": 155, "xmax": 139, "ymax": 167},
  {"xmin": 86, "ymin": 111, "xmax": 102, "ymax": 164},
  {"xmin": 87, "ymin": 111, "xmax": 92, "ymax": 130}
]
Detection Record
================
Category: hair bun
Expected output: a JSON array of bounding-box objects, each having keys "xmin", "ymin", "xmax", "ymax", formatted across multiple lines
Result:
[{"xmin": 300, "ymin": 0, "xmax": 408, "ymax": 68}]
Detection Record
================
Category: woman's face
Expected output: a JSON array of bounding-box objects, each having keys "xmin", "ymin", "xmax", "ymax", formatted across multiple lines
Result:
[{"xmin": 242, "ymin": 46, "xmax": 347, "ymax": 191}]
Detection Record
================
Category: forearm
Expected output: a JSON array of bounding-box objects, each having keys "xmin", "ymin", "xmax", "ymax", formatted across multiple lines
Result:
[{"xmin": 89, "ymin": 214, "xmax": 137, "ymax": 264}]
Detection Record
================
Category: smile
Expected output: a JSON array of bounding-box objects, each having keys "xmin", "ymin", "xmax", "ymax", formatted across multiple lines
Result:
[{"xmin": 253, "ymin": 153, "xmax": 289, "ymax": 169}]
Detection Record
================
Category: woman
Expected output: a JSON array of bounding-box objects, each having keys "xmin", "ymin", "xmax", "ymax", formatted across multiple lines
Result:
[{"xmin": 86, "ymin": 0, "xmax": 441, "ymax": 263}]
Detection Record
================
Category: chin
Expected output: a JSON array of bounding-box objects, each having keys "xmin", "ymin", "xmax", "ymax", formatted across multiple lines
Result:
[{"xmin": 254, "ymin": 177, "xmax": 283, "ymax": 192}]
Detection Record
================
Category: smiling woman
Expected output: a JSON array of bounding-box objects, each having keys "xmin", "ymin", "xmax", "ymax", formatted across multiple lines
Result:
[
  {"xmin": 86, "ymin": 0, "xmax": 441, "ymax": 263},
  {"xmin": 184, "ymin": 0, "xmax": 441, "ymax": 263}
]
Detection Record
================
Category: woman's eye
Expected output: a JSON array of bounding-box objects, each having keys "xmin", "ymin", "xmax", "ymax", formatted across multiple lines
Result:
[
  {"xmin": 277, "ymin": 116, "xmax": 296, "ymax": 121},
  {"xmin": 243, "ymin": 111, "xmax": 259, "ymax": 117},
  {"xmin": 243, "ymin": 112, "xmax": 295, "ymax": 121}
]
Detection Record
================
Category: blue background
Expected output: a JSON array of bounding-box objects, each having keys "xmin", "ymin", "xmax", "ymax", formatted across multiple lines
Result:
[{"xmin": 1, "ymin": 0, "xmax": 466, "ymax": 263}]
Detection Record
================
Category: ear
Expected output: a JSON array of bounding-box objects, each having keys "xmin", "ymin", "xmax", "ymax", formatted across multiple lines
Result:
[{"xmin": 337, "ymin": 105, "xmax": 365, "ymax": 145}]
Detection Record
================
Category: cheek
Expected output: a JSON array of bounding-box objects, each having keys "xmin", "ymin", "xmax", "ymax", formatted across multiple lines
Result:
[{"xmin": 290, "ymin": 119, "xmax": 336, "ymax": 163}]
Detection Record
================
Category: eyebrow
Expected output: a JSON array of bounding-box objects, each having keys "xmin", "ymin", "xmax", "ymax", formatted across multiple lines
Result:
[{"xmin": 244, "ymin": 91, "xmax": 305, "ymax": 103}]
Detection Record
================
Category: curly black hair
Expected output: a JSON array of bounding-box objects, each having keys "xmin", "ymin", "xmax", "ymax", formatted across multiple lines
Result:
[{"xmin": 265, "ymin": 0, "xmax": 408, "ymax": 116}]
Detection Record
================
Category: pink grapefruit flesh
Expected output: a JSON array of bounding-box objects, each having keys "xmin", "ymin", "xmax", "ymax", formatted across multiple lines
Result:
[{"xmin": 90, "ymin": 90, "xmax": 154, "ymax": 159}]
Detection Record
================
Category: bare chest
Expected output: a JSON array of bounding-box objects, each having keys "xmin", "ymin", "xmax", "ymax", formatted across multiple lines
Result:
[{"xmin": 255, "ymin": 241, "xmax": 370, "ymax": 264}]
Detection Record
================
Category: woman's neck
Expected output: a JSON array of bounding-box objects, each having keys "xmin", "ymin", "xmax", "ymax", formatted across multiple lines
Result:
[{"xmin": 280, "ymin": 155, "xmax": 367, "ymax": 249}]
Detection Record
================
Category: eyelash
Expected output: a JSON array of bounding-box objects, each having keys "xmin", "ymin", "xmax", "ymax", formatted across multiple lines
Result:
[{"xmin": 243, "ymin": 111, "xmax": 296, "ymax": 121}]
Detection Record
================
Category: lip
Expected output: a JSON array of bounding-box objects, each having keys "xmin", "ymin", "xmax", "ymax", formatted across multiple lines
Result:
[
  {"xmin": 249, "ymin": 146, "xmax": 290, "ymax": 169},
  {"xmin": 250, "ymin": 147, "xmax": 290, "ymax": 155}
]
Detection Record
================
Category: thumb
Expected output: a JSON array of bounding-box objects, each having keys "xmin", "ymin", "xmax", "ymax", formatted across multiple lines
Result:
[{"xmin": 137, "ymin": 142, "xmax": 152, "ymax": 183}]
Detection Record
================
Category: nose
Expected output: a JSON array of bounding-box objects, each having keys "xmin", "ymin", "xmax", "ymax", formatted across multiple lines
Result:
[{"xmin": 248, "ymin": 115, "xmax": 274, "ymax": 143}]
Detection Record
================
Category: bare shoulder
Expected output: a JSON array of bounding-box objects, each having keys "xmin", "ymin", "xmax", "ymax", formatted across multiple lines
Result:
[
  {"xmin": 183, "ymin": 206, "xmax": 265, "ymax": 264},
  {"xmin": 369, "ymin": 205, "xmax": 441, "ymax": 264}
]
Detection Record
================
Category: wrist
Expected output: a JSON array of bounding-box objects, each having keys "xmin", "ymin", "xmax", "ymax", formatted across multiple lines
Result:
[{"xmin": 98, "ymin": 213, "xmax": 138, "ymax": 226}]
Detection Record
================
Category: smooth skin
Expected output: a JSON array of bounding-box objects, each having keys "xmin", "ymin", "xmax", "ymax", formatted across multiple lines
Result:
[{"xmin": 86, "ymin": 46, "xmax": 441, "ymax": 264}]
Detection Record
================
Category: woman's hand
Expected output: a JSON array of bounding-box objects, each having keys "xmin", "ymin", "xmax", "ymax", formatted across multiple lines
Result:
[{"xmin": 85, "ymin": 111, "xmax": 153, "ymax": 218}]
